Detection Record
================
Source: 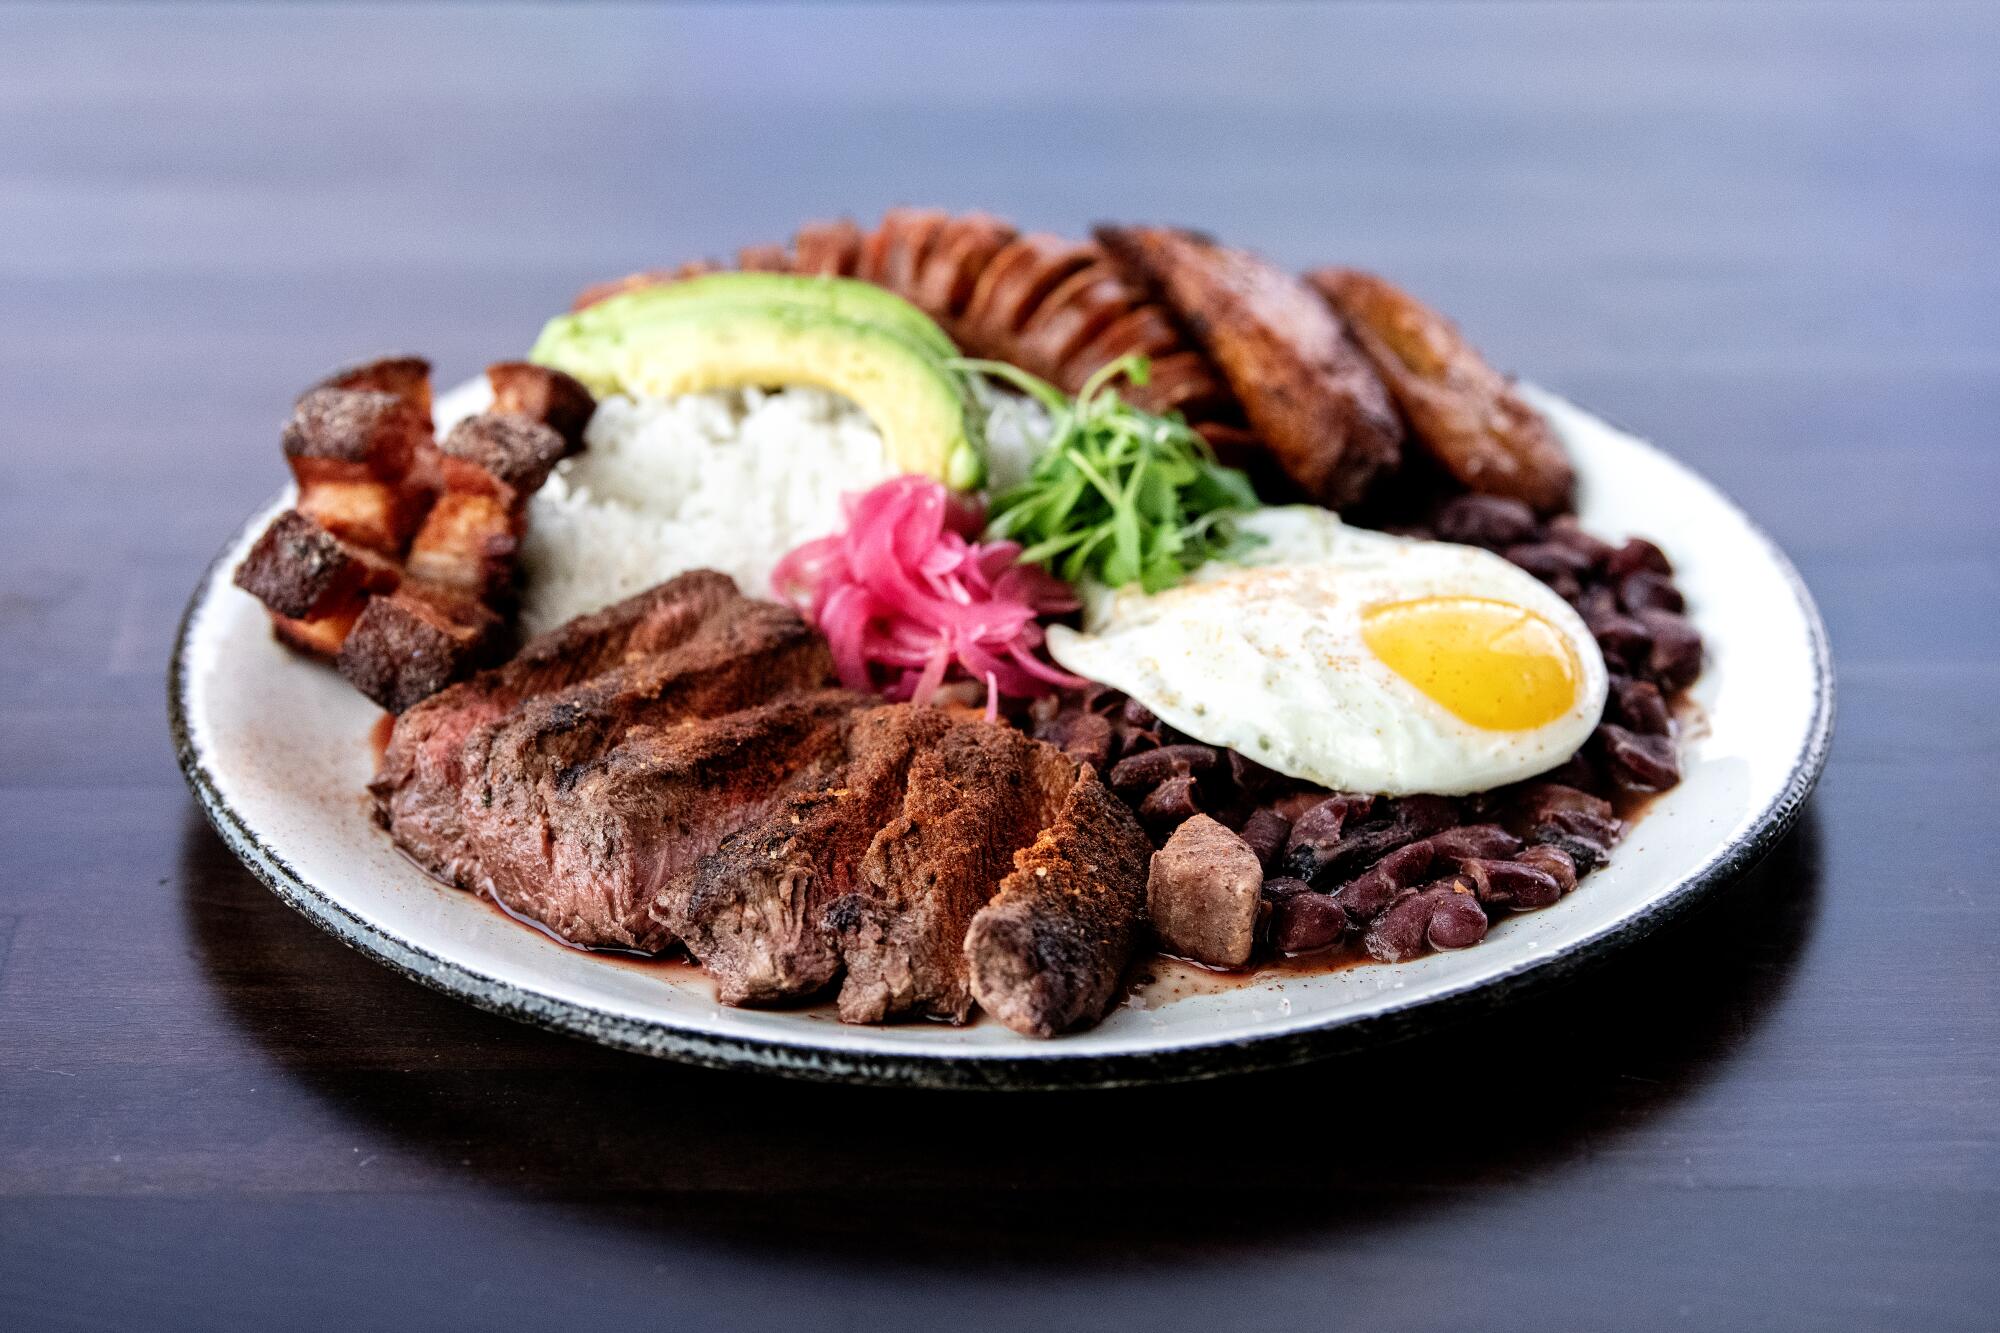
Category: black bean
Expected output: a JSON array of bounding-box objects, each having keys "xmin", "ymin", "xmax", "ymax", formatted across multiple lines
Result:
[
  {"xmin": 1571, "ymin": 583, "xmax": 1620, "ymax": 625},
  {"xmin": 1108, "ymin": 743, "xmax": 1223, "ymax": 792},
  {"xmin": 1139, "ymin": 773, "xmax": 1203, "ymax": 836},
  {"xmin": 1514, "ymin": 845, "xmax": 1578, "ymax": 895},
  {"xmin": 1637, "ymin": 608, "xmax": 1703, "ymax": 692},
  {"xmin": 1504, "ymin": 541, "xmax": 1594, "ymax": 585},
  {"xmin": 1426, "ymin": 888, "xmax": 1491, "ymax": 951},
  {"xmin": 1121, "ymin": 697, "xmax": 1158, "ymax": 730},
  {"xmin": 1460, "ymin": 857, "xmax": 1564, "ymax": 910},
  {"xmin": 1618, "ymin": 570, "xmax": 1685, "ymax": 615},
  {"xmin": 1227, "ymin": 748, "xmax": 1282, "ymax": 796},
  {"xmin": 1260, "ymin": 875, "xmax": 1314, "ymax": 901},
  {"xmin": 1605, "ymin": 536, "xmax": 1673, "ymax": 578},
  {"xmin": 1427, "ymin": 823, "xmax": 1524, "ymax": 861},
  {"xmin": 1610, "ymin": 676, "xmax": 1672, "ymax": 735},
  {"xmin": 1507, "ymin": 783, "xmax": 1621, "ymax": 865},
  {"xmin": 1598, "ymin": 723, "xmax": 1681, "ymax": 792},
  {"xmin": 1589, "ymin": 611, "xmax": 1655, "ymax": 671},
  {"xmin": 1546, "ymin": 515, "xmax": 1617, "ymax": 569},
  {"xmin": 1334, "ymin": 840, "xmax": 1437, "ymax": 924},
  {"xmin": 1433, "ymin": 494, "xmax": 1540, "ymax": 549},
  {"xmin": 1238, "ymin": 808, "xmax": 1293, "ymax": 872},
  {"xmin": 1282, "ymin": 793, "xmax": 1372, "ymax": 864},
  {"xmin": 1364, "ymin": 881, "xmax": 1488, "ymax": 962},
  {"xmin": 1269, "ymin": 890, "xmax": 1348, "ymax": 954}
]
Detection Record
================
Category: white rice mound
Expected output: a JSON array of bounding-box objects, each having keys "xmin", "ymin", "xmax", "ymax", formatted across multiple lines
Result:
[{"xmin": 519, "ymin": 385, "xmax": 1050, "ymax": 636}]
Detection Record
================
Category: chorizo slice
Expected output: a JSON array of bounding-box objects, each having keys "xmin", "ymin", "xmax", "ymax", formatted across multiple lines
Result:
[
  {"xmin": 1060, "ymin": 305, "xmax": 1184, "ymax": 386},
  {"xmin": 1013, "ymin": 263, "xmax": 1141, "ymax": 392},
  {"xmin": 736, "ymin": 242, "xmax": 792, "ymax": 273},
  {"xmin": 1097, "ymin": 225, "xmax": 1402, "ymax": 510},
  {"xmin": 792, "ymin": 218, "xmax": 863, "ymax": 276},
  {"xmin": 866, "ymin": 207, "xmax": 951, "ymax": 300},
  {"xmin": 960, "ymin": 234, "xmax": 1097, "ymax": 357},
  {"xmin": 1308, "ymin": 267, "xmax": 1574, "ymax": 514},
  {"xmin": 909, "ymin": 212, "xmax": 1017, "ymax": 322}
]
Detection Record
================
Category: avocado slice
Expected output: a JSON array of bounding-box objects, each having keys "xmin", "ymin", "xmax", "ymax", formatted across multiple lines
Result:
[
  {"xmin": 532, "ymin": 303, "xmax": 986, "ymax": 490},
  {"xmin": 541, "ymin": 272, "xmax": 959, "ymax": 362}
]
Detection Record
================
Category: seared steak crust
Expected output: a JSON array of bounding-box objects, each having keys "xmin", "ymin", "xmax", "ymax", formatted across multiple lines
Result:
[
  {"xmin": 964, "ymin": 768, "xmax": 1152, "ymax": 1037},
  {"xmin": 469, "ymin": 691, "xmax": 860, "ymax": 951},
  {"xmin": 829, "ymin": 720, "xmax": 1079, "ymax": 1024},
  {"xmin": 661, "ymin": 705, "xmax": 953, "ymax": 1005},
  {"xmin": 373, "ymin": 571, "xmax": 1153, "ymax": 1033},
  {"xmin": 372, "ymin": 572, "xmax": 802, "ymax": 887}
]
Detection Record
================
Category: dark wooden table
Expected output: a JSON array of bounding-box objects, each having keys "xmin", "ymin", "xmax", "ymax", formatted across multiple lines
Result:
[{"xmin": 4, "ymin": 3, "xmax": 1995, "ymax": 1328}]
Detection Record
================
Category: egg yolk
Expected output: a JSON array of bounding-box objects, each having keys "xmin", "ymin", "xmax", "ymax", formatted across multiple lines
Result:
[{"xmin": 1361, "ymin": 596, "xmax": 1580, "ymax": 731}]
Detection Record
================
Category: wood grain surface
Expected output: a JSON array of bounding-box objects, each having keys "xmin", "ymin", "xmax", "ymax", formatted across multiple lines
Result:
[{"xmin": 2, "ymin": 3, "xmax": 1995, "ymax": 1330}]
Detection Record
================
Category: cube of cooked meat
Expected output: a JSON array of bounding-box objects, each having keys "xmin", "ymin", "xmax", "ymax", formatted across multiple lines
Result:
[
  {"xmin": 1308, "ymin": 268, "xmax": 1574, "ymax": 514},
  {"xmin": 403, "ymin": 492, "xmax": 517, "ymax": 602},
  {"xmin": 1147, "ymin": 814, "xmax": 1264, "ymax": 967},
  {"xmin": 305, "ymin": 355, "xmax": 434, "ymax": 424},
  {"xmin": 435, "ymin": 413, "xmax": 567, "ymax": 508},
  {"xmin": 485, "ymin": 362, "xmax": 595, "ymax": 455},
  {"xmin": 336, "ymin": 587, "xmax": 506, "ymax": 713},
  {"xmin": 232, "ymin": 508, "xmax": 399, "ymax": 621},
  {"xmin": 283, "ymin": 387, "xmax": 432, "ymax": 553},
  {"xmin": 1094, "ymin": 225, "xmax": 1403, "ymax": 509},
  {"xmin": 963, "ymin": 768, "xmax": 1151, "ymax": 1037}
]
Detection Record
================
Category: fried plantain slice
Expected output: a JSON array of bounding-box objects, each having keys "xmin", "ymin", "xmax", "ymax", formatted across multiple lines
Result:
[
  {"xmin": 1308, "ymin": 267, "xmax": 1573, "ymax": 514},
  {"xmin": 1096, "ymin": 226, "xmax": 1402, "ymax": 509}
]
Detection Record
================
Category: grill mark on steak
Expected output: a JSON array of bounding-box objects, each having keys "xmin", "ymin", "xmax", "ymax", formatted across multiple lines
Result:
[
  {"xmin": 827, "ymin": 718, "xmax": 1080, "ymax": 1025},
  {"xmin": 371, "ymin": 572, "xmax": 812, "ymax": 892},
  {"xmin": 474, "ymin": 691, "xmax": 861, "ymax": 952},
  {"xmin": 963, "ymin": 768, "xmax": 1152, "ymax": 1037},
  {"xmin": 659, "ymin": 705, "xmax": 954, "ymax": 1005}
]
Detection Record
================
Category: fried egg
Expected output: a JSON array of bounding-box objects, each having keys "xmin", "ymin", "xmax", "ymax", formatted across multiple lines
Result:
[{"xmin": 1045, "ymin": 506, "xmax": 1608, "ymax": 796}]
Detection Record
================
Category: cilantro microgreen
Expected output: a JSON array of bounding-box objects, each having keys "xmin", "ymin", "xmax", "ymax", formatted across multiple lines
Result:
[{"xmin": 957, "ymin": 356, "xmax": 1261, "ymax": 593}]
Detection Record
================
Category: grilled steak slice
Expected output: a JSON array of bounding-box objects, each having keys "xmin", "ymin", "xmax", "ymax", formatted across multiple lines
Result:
[
  {"xmin": 372, "ymin": 571, "xmax": 788, "ymax": 883},
  {"xmin": 662, "ymin": 704, "xmax": 954, "ymax": 1005},
  {"xmin": 964, "ymin": 767, "xmax": 1151, "ymax": 1036},
  {"xmin": 464, "ymin": 690, "xmax": 860, "ymax": 951},
  {"xmin": 827, "ymin": 719, "xmax": 1080, "ymax": 1024},
  {"xmin": 1095, "ymin": 225, "xmax": 1403, "ymax": 509}
]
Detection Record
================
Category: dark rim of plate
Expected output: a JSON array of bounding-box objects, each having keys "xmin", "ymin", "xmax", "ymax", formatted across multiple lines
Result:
[{"xmin": 167, "ymin": 442, "xmax": 1835, "ymax": 1093}]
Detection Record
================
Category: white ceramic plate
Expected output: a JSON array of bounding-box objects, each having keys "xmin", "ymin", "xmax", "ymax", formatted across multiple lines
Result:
[{"xmin": 171, "ymin": 381, "xmax": 1832, "ymax": 1088}]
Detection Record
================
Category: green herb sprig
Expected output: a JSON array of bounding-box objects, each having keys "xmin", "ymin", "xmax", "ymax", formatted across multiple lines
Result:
[{"xmin": 960, "ymin": 356, "xmax": 1261, "ymax": 593}]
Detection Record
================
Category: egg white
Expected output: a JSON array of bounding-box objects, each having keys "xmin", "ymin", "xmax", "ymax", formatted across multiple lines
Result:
[{"xmin": 1045, "ymin": 507, "xmax": 1609, "ymax": 796}]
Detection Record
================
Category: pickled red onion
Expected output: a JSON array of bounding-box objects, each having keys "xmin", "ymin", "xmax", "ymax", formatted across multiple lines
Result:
[{"xmin": 771, "ymin": 475, "xmax": 1085, "ymax": 707}]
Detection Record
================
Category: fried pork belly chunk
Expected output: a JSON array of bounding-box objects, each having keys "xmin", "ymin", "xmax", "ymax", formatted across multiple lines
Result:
[
  {"xmin": 231, "ymin": 508, "xmax": 399, "ymax": 622},
  {"xmin": 1095, "ymin": 225, "xmax": 1404, "ymax": 509},
  {"xmin": 282, "ymin": 387, "xmax": 432, "ymax": 553},
  {"xmin": 306, "ymin": 354, "xmax": 434, "ymax": 424},
  {"xmin": 484, "ymin": 362, "xmax": 595, "ymax": 456},
  {"xmin": 662, "ymin": 705, "xmax": 955, "ymax": 1005},
  {"xmin": 402, "ymin": 412, "xmax": 565, "ymax": 605},
  {"xmin": 1309, "ymin": 268, "xmax": 1574, "ymax": 514},
  {"xmin": 826, "ymin": 719, "xmax": 1080, "ymax": 1024},
  {"xmin": 371, "ymin": 572, "xmax": 833, "ymax": 901},
  {"xmin": 335, "ymin": 587, "xmax": 505, "ymax": 714},
  {"xmin": 1147, "ymin": 814, "xmax": 1264, "ymax": 968},
  {"xmin": 964, "ymin": 768, "xmax": 1151, "ymax": 1037}
]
